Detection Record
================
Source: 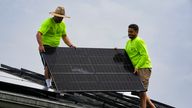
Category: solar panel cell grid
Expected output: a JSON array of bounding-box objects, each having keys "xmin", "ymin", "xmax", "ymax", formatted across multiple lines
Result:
[{"xmin": 43, "ymin": 47, "xmax": 144, "ymax": 92}]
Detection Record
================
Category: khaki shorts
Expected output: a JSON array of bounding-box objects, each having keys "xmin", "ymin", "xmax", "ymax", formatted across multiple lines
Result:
[{"xmin": 137, "ymin": 68, "xmax": 152, "ymax": 91}]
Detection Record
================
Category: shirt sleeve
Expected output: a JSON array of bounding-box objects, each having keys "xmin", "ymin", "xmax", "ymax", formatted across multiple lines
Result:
[
  {"xmin": 38, "ymin": 19, "xmax": 51, "ymax": 35},
  {"xmin": 135, "ymin": 40, "xmax": 148, "ymax": 68}
]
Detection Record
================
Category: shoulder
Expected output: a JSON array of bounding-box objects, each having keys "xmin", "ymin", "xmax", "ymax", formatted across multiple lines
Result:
[
  {"xmin": 135, "ymin": 37, "xmax": 145, "ymax": 43},
  {"xmin": 59, "ymin": 21, "xmax": 66, "ymax": 30},
  {"xmin": 61, "ymin": 21, "xmax": 66, "ymax": 26},
  {"xmin": 134, "ymin": 37, "xmax": 146, "ymax": 48},
  {"xmin": 41, "ymin": 18, "xmax": 53, "ymax": 25}
]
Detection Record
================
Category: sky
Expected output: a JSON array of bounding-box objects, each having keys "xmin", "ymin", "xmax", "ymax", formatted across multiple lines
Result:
[{"xmin": 0, "ymin": 0, "xmax": 192, "ymax": 107}]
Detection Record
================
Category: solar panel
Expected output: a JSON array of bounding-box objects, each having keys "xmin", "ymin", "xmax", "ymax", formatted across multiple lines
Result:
[{"xmin": 42, "ymin": 47, "xmax": 144, "ymax": 92}]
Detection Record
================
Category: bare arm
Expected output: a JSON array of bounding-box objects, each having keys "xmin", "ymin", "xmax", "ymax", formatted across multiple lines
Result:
[
  {"xmin": 36, "ymin": 31, "xmax": 45, "ymax": 52},
  {"xmin": 62, "ymin": 34, "xmax": 76, "ymax": 48}
]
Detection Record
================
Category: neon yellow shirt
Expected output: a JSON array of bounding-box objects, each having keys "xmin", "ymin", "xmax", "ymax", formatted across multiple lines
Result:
[
  {"xmin": 125, "ymin": 36, "xmax": 152, "ymax": 69},
  {"xmin": 38, "ymin": 18, "xmax": 66, "ymax": 47}
]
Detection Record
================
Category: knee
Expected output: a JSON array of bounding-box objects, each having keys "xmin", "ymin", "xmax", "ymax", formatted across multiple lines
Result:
[
  {"xmin": 139, "ymin": 92, "xmax": 147, "ymax": 99},
  {"xmin": 44, "ymin": 66, "xmax": 48, "ymax": 71}
]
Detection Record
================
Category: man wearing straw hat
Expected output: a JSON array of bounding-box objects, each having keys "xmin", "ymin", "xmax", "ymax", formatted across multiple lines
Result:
[{"xmin": 36, "ymin": 6, "xmax": 76, "ymax": 88}]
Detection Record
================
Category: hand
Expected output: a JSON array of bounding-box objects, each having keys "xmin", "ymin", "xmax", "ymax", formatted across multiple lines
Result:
[
  {"xmin": 39, "ymin": 45, "xmax": 45, "ymax": 52},
  {"xmin": 69, "ymin": 44, "xmax": 76, "ymax": 49},
  {"xmin": 133, "ymin": 68, "xmax": 139, "ymax": 74}
]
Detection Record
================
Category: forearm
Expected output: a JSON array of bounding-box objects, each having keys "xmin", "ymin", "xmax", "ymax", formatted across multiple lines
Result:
[
  {"xmin": 36, "ymin": 32, "xmax": 45, "ymax": 52},
  {"xmin": 134, "ymin": 55, "xmax": 147, "ymax": 74},
  {"xmin": 135, "ymin": 40, "xmax": 148, "ymax": 69},
  {"xmin": 135, "ymin": 55, "xmax": 147, "ymax": 69},
  {"xmin": 62, "ymin": 35, "xmax": 74, "ymax": 47},
  {"xmin": 36, "ymin": 32, "xmax": 43, "ymax": 46}
]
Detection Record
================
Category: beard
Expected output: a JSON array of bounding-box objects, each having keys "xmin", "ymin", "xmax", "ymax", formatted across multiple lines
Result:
[
  {"xmin": 128, "ymin": 35, "xmax": 136, "ymax": 39},
  {"xmin": 53, "ymin": 17, "xmax": 63, "ymax": 23},
  {"xmin": 55, "ymin": 19, "xmax": 62, "ymax": 23}
]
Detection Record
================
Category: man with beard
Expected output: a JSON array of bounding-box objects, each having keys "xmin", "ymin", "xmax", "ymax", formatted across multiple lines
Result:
[
  {"xmin": 125, "ymin": 24, "xmax": 156, "ymax": 108},
  {"xmin": 36, "ymin": 6, "xmax": 76, "ymax": 88}
]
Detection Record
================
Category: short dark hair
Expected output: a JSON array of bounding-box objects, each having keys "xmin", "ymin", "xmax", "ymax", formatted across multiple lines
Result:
[{"xmin": 128, "ymin": 24, "xmax": 139, "ymax": 32}]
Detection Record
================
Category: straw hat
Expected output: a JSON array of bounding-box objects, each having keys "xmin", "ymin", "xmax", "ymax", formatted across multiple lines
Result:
[{"xmin": 49, "ymin": 6, "xmax": 70, "ymax": 18}]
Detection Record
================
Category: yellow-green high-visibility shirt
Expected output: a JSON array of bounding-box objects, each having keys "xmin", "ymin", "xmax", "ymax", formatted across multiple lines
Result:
[
  {"xmin": 125, "ymin": 36, "xmax": 152, "ymax": 69},
  {"xmin": 38, "ymin": 18, "xmax": 67, "ymax": 47}
]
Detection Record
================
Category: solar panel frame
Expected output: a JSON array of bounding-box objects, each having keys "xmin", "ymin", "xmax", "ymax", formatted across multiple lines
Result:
[{"xmin": 42, "ymin": 47, "xmax": 144, "ymax": 92}]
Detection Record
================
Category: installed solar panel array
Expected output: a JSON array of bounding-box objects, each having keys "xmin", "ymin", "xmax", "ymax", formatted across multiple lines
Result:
[{"xmin": 42, "ymin": 47, "xmax": 144, "ymax": 92}]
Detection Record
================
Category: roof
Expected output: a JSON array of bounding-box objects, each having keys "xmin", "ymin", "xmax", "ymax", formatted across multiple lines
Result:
[{"xmin": 0, "ymin": 64, "xmax": 175, "ymax": 108}]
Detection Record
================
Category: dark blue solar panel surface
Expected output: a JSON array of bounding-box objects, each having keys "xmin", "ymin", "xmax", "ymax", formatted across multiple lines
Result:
[{"xmin": 42, "ymin": 47, "xmax": 144, "ymax": 92}]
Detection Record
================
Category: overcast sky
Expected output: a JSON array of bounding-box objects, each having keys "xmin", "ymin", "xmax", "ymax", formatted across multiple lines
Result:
[{"xmin": 0, "ymin": 0, "xmax": 192, "ymax": 107}]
